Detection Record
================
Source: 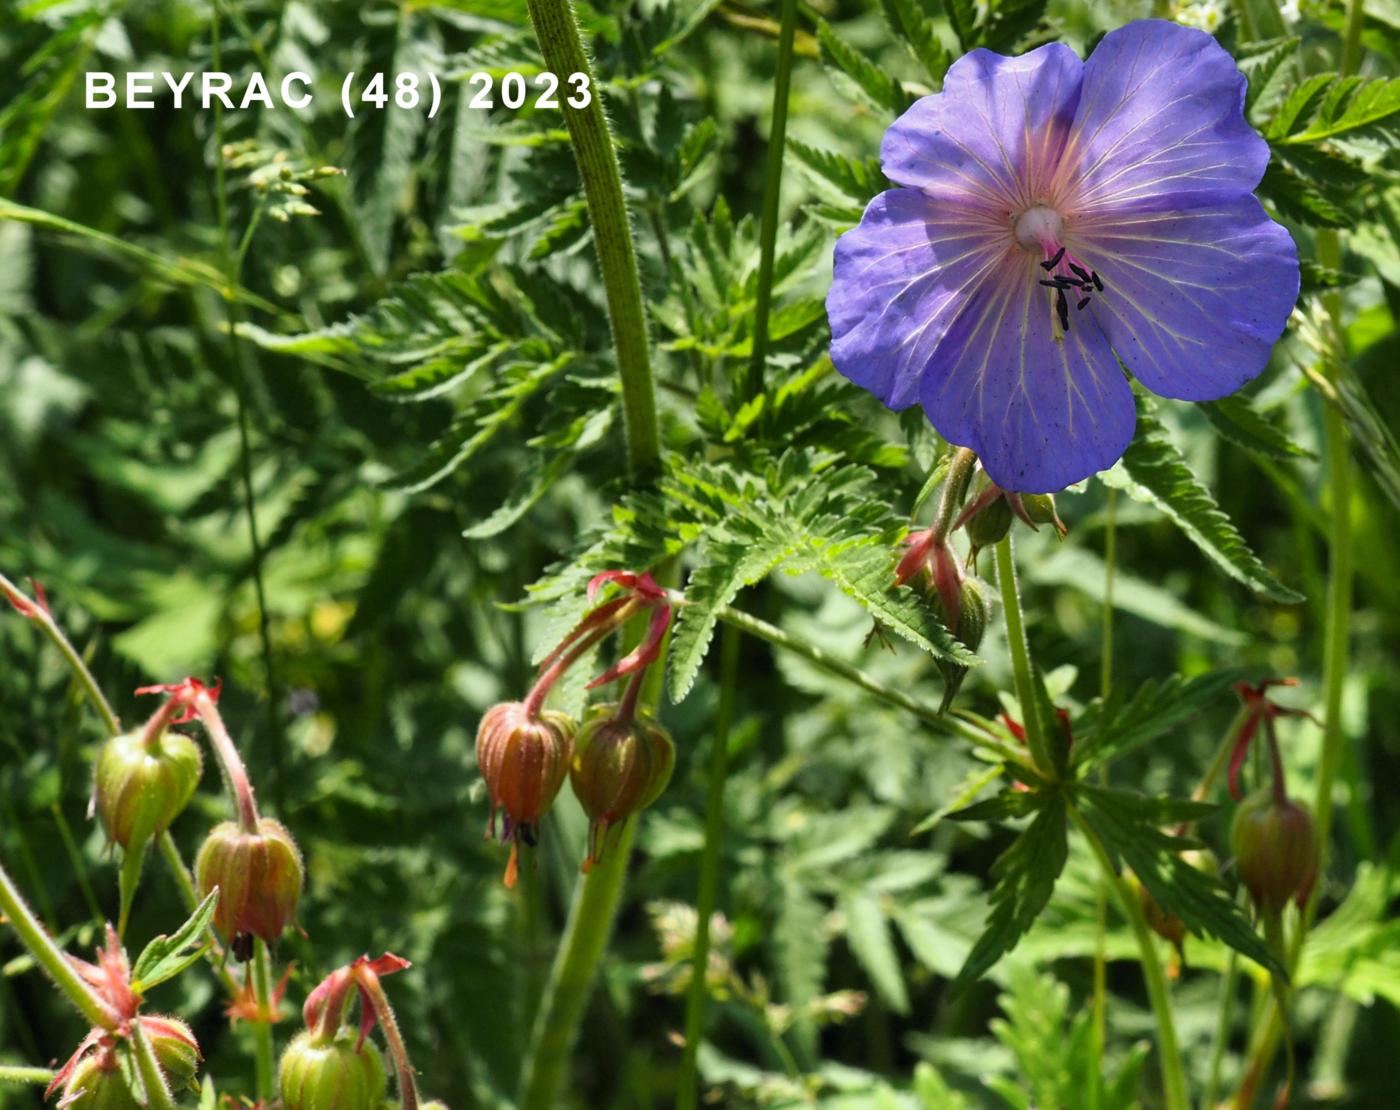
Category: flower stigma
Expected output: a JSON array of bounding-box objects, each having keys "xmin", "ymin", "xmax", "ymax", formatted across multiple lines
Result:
[{"xmin": 1014, "ymin": 204, "xmax": 1104, "ymax": 337}]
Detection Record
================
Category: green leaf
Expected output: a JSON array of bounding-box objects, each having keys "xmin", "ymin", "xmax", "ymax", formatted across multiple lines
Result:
[
  {"xmin": 816, "ymin": 20, "xmax": 907, "ymax": 115},
  {"xmin": 841, "ymin": 890, "xmax": 910, "ymax": 1013},
  {"xmin": 1200, "ymin": 394, "xmax": 1314, "ymax": 462},
  {"xmin": 130, "ymin": 889, "xmax": 219, "ymax": 993},
  {"xmin": 1100, "ymin": 397, "xmax": 1303, "ymax": 603},
  {"xmin": 1074, "ymin": 669, "xmax": 1245, "ymax": 770},
  {"xmin": 1283, "ymin": 75, "xmax": 1400, "ymax": 143},
  {"xmin": 787, "ymin": 139, "xmax": 885, "ymax": 206},
  {"xmin": 1258, "ymin": 160, "xmax": 1352, "ymax": 228},
  {"xmin": 1298, "ymin": 259, "xmax": 1359, "ymax": 297},
  {"xmin": 1074, "ymin": 785, "xmax": 1283, "ymax": 975},
  {"xmin": 1239, "ymin": 36, "xmax": 1301, "ymax": 118},
  {"xmin": 669, "ymin": 535, "xmax": 793, "ymax": 702},
  {"xmin": 1332, "ymin": 365, "xmax": 1400, "ymax": 518},
  {"xmin": 953, "ymin": 790, "xmax": 1069, "ymax": 989},
  {"xmin": 1265, "ymin": 73, "xmax": 1337, "ymax": 140},
  {"xmin": 879, "ymin": 0, "xmax": 952, "ymax": 85},
  {"xmin": 947, "ymin": 788, "xmax": 1041, "ymax": 824}
]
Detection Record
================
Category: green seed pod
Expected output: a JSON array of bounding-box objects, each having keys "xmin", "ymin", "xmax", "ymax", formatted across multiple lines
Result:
[
  {"xmin": 278, "ymin": 1030, "xmax": 387, "ymax": 1110},
  {"xmin": 475, "ymin": 701, "xmax": 575, "ymax": 837},
  {"xmin": 140, "ymin": 1016, "xmax": 200, "ymax": 1092},
  {"xmin": 1231, "ymin": 791, "xmax": 1319, "ymax": 914},
  {"xmin": 569, "ymin": 706, "xmax": 675, "ymax": 869},
  {"xmin": 59, "ymin": 1056, "xmax": 140, "ymax": 1110},
  {"xmin": 195, "ymin": 817, "xmax": 303, "ymax": 949},
  {"xmin": 933, "ymin": 577, "xmax": 990, "ymax": 710},
  {"xmin": 93, "ymin": 729, "xmax": 203, "ymax": 850},
  {"xmin": 965, "ymin": 495, "xmax": 1013, "ymax": 552}
]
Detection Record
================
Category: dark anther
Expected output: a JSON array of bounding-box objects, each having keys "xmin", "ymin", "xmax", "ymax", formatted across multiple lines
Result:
[
  {"xmin": 1069, "ymin": 263, "xmax": 1092, "ymax": 282},
  {"xmin": 521, "ymin": 823, "xmax": 538, "ymax": 848},
  {"xmin": 1041, "ymin": 246, "xmax": 1066, "ymax": 271},
  {"xmin": 233, "ymin": 933, "xmax": 254, "ymax": 962},
  {"xmin": 1091, "ymin": 271, "xmax": 1104, "ymax": 291},
  {"xmin": 1077, "ymin": 297, "xmax": 1091, "ymax": 311},
  {"xmin": 1055, "ymin": 289, "xmax": 1070, "ymax": 332},
  {"xmin": 1038, "ymin": 279, "xmax": 1060, "ymax": 288}
]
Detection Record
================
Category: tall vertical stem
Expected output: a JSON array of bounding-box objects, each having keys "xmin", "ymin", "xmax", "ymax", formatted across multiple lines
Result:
[
  {"xmin": 993, "ymin": 537, "xmax": 1052, "ymax": 775},
  {"xmin": 516, "ymin": 2, "xmax": 666, "ymax": 1103},
  {"xmin": 525, "ymin": 0, "xmax": 660, "ymax": 478},
  {"xmin": 1090, "ymin": 488, "xmax": 1118, "ymax": 1108},
  {"xmin": 677, "ymin": 623, "xmax": 741, "ymax": 1110},
  {"xmin": 1072, "ymin": 811, "xmax": 1190, "ymax": 1110},
  {"xmin": 252, "ymin": 940, "xmax": 276, "ymax": 1101},
  {"xmin": 744, "ymin": 0, "xmax": 799, "ymax": 400}
]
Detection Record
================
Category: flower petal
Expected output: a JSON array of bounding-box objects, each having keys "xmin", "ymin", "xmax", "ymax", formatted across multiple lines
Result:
[
  {"xmin": 828, "ymin": 189, "xmax": 1009, "ymax": 409},
  {"xmin": 918, "ymin": 258, "xmax": 1135, "ymax": 494},
  {"xmin": 1060, "ymin": 20, "xmax": 1267, "ymax": 212},
  {"xmin": 882, "ymin": 43, "xmax": 1083, "ymax": 212},
  {"xmin": 1076, "ymin": 195, "xmax": 1299, "ymax": 400}
]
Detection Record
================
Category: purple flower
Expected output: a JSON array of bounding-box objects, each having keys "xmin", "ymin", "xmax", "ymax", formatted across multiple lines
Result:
[{"xmin": 827, "ymin": 20, "xmax": 1299, "ymax": 493}]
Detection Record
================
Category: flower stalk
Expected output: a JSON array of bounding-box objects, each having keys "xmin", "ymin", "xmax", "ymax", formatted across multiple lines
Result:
[
  {"xmin": 993, "ymin": 537, "xmax": 1054, "ymax": 776},
  {"xmin": 130, "ymin": 1018, "xmax": 178, "ymax": 1110},
  {"xmin": 0, "ymin": 860, "xmax": 120, "ymax": 1032},
  {"xmin": 523, "ymin": 0, "xmax": 659, "ymax": 478}
]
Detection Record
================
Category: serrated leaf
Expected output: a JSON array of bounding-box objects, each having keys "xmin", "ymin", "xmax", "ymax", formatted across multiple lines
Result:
[
  {"xmin": 1074, "ymin": 786, "xmax": 1282, "ymax": 975},
  {"xmin": 1200, "ymin": 394, "xmax": 1313, "ymax": 461},
  {"xmin": 775, "ymin": 872, "xmax": 828, "ymax": 1059},
  {"xmin": 1284, "ymin": 74, "xmax": 1400, "ymax": 143},
  {"xmin": 1332, "ymin": 364, "xmax": 1400, "ymax": 517},
  {"xmin": 953, "ymin": 791, "xmax": 1068, "ymax": 989},
  {"xmin": 1265, "ymin": 72, "xmax": 1336, "ymax": 140},
  {"xmin": 131, "ymin": 889, "xmax": 219, "ymax": 993},
  {"xmin": 841, "ymin": 890, "xmax": 910, "ymax": 1013},
  {"xmin": 1239, "ymin": 36, "xmax": 1300, "ymax": 118},
  {"xmin": 669, "ymin": 535, "xmax": 793, "ymax": 702},
  {"xmin": 1298, "ymin": 259, "xmax": 1359, "ymax": 296},
  {"xmin": 879, "ymin": 0, "xmax": 951, "ymax": 84},
  {"xmin": 1258, "ymin": 160, "xmax": 1352, "ymax": 228},
  {"xmin": 1100, "ymin": 397, "xmax": 1302, "ymax": 603},
  {"xmin": 788, "ymin": 139, "xmax": 886, "ymax": 205},
  {"xmin": 816, "ymin": 20, "xmax": 907, "ymax": 115}
]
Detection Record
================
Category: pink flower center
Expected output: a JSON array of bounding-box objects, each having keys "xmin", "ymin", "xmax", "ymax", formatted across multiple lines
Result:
[{"xmin": 1012, "ymin": 204, "xmax": 1106, "ymax": 336}]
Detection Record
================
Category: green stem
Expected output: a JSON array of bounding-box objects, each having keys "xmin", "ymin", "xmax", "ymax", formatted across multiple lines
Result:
[
  {"xmin": 252, "ymin": 940, "xmax": 275, "ymax": 1102},
  {"xmin": 131, "ymin": 1019, "xmax": 177, "ymax": 1110},
  {"xmin": 1089, "ymin": 488, "xmax": 1118, "ymax": 1110},
  {"xmin": 0, "ymin": 859, "xmax": 119, "ymax": 1031},
  {"xmin": 993, "ymin": 537, "xmax": 1053, "ymax": 775},
  {"xmin": 0, "ymin": 572, "xmax": 120, "ymax": 735},
  {"xmin": 711, "ymin": 604, "xmax": 1022, "ymax": 762},
  {"xmin": 518, "ymin": 819, "xmax": 637, "ymax": 1110},
  {"xmin": 525, "ymin": 0, "xmax": 660, "ymax": 478},
  {"xmin": 1205, "ymin": 951, "xmax": 1241, "ymax": 1107},
  {"xmin": 677, "ymin": 623, "xmax": 740, "ymax": 1110},
  {"xmin": 1071, "ymin": 808, "xmax": 1190, "ymax": 1110},
  {"xmin": 744, "ymin": 0, "xmax": 798, "ymax": 400},
  {"xmin": 0, "ymin": 1066, "xmax": 55, "ymax": 1086}
]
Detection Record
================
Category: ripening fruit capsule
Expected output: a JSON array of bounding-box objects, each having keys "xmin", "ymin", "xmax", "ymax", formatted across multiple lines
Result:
[
  {"xmin": 139, "ymin": 1015, "xmax": 201, "ymax": 1093},
  {"xmin": 965, "ymin": 493, "xmax": 1013, "ymax": 553},
  {"xmin": 278, "ymin": 1030, "xmax": 387, "ymax": 1110},
  {"xmin": 93, "ymin": 729, "xmax": 203, "ymax": 850},
  {"xmin": 1231, "ymin": 791, "xmax": 1319, "ymax": 914},
  {"xmin": 569, "ymin": 705, "xmax": 674, "ymax": 869},
  {"xmin": 58, "ymin": 1056, "xmax": 139, "ymax": 1110},
  {"xmin": 475, "ymin": 701, "xmax": 574, "ymax": 841},
  {"xmin": 195, "ymin": 818, "xmax": 303, "ymax": 950}
]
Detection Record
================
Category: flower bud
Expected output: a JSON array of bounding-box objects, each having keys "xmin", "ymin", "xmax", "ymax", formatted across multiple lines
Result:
[
  {"xmin": 476, "ymin": 701, "xmax": 574, "ymax": 841},
  {"xmin": 1014, "ymin": 492, "xmax": 1068, "ymax": 537},
  {"xmin": 195, "ymin": 817, "xmax": 303, "ymax": 951},
  {"xmin": 964, "ymin": 492, "xmax": 1013, "ymax": 553},
  {"xmin": 93, "ymin": 729, "xmax": 203, "ymax": 850},
  {"xmin": 929, "ymin": 576, "xmax": 990, "ymax": 710},
  {"xmin": 1231, "ymin": 791, "xmax": 1319, "ymax": 914},
  {"xmin": 278, "ymin": 1030, "xmax": 386, "ymax": 1110},
  {"xmin": 569, "ymin": 705, "xmax": 675, "ymax": 868},
  {"xmin": 56, "ymin": 1055, "xmax": 138, "ymax": 1110},
  {"xmin": 140, "ymin": 1015, "xmax": 201, "ymax": 1092}
]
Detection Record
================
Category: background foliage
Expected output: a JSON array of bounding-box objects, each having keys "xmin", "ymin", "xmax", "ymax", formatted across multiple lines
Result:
[{"xmin": 2, "ymin": 0, "xmax": 1399, "ymax": 1106}]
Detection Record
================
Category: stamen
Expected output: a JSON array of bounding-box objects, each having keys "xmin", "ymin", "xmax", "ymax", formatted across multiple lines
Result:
[
  {"xmin": 1077, "ymin": 297, "xmax": 1091, "ymax": 311},
  {"xmin": 1041, "ymin": 246, "xmax": 1066, "ymax": 271},
  {"xmin": 1069, "ymin": 263, "xmax": 1092, "ymax": 283},
  {"xmin": 1055, "ymin": 290, "xmax": 1070, "ymax": 333},
  {"xmin": 1038, "ymin": 280, "xmax": 1060, "ymax": 288},
  {"xmin": 1091, "ymin": 272, "xmax": 1104, "ymax": 291}
]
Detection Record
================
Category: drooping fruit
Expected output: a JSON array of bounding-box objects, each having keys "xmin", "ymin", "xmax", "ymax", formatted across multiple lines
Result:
[
  {"xmin": 278, "ymin": 1030, "xmax": 387, "ymax": 1110},
  {"xmin": 569, "ymin": 705, "xmax": 674, "ymax": 869},
  {"xmin": 195, "ymin": 817, "xmax": 303, "ymax": 951},
  {"xmin": 93, "ymin": 729, "xmax": 202, "ymax": 850}
]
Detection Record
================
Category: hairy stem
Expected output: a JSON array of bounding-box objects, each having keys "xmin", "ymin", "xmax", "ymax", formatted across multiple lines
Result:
[
  {"xmin": 1090, "ymin": 488, "xmax": 1118, "ymax": 1110},
  {"xmin": 677, "ymin": 623, "xmax": 740, "ymax": 1110},
  {"xmin": 360, "ymin": 971, "xmax": 420, "ymax": 1110},
  {"xmin": 0, "ymin": 1066, "xmax": 55, "ymax": 1086},
  {"xmin": 252, "ymin": 940, "xmax": 276, "ymax": 1101},
  {"xmin": 0, "ymin": 572, "xmax": 120, "ymax": 735},
  {"xmin": 711, "ymin": 603, "xmax": 1022, "ymax": 762},
  {"xmin": 993, "ymin": 537, "xmax": 1053, "ymax": 775},
  {"xmin": 131, "ymin": 1018, "xmax": 177, "ymax": 1110},
  {"xmin": 0, "ymin": 859, "xmax": 119, "ymax": 1031},
  {"xmin": 195, "ymin": 690, "xmax": 261, "ymax": 833},
  {"xmin": 1072, "ymin": 808, "xmax": 1189, "ymax": 1110},
  {"xmin": 744, "ymin": 0, "xmax": 798, "ymax": 400},
  {"xmin": 525, "ymin": 0, "xmax": 659, "ymax": 478}
]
